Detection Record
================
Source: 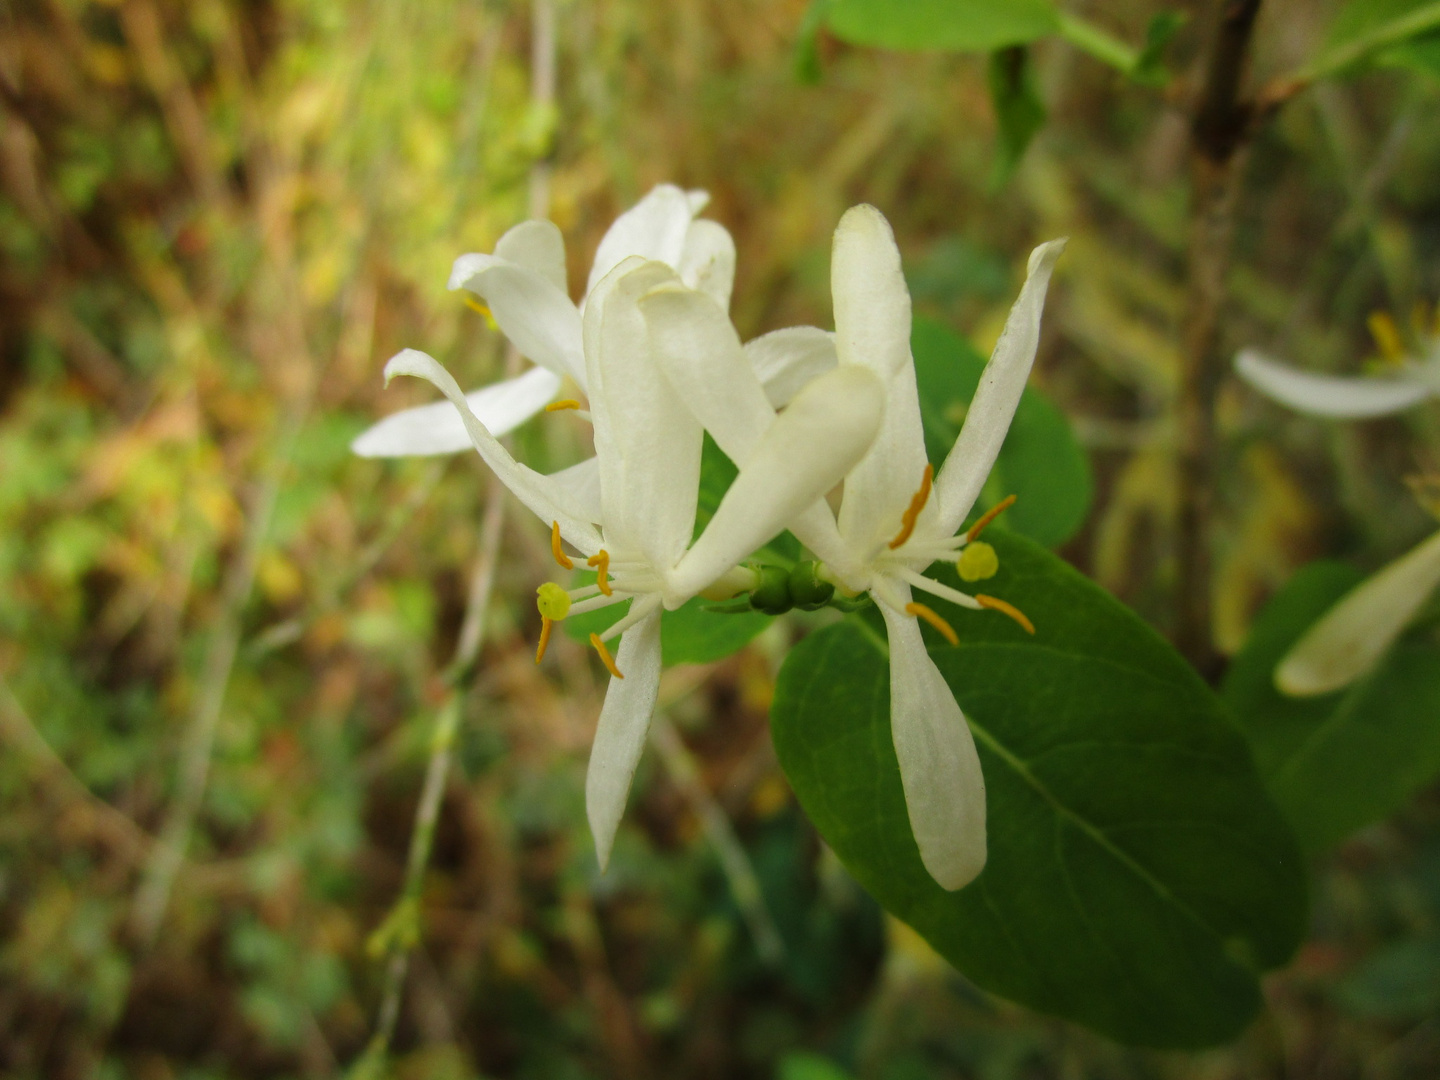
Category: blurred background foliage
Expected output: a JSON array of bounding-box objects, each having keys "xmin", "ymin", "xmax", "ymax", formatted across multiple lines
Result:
[{"xmin": 1, "ymin": 0, "xmax": 1439, "ymax": 1076}]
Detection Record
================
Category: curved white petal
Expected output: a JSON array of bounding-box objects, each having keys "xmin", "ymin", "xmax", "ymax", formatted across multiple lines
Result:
[
  {"xmin": 684, "ymin": 188, "xmax": 710, "ymax": 215},
  {"xmin": 668, "ymin": 366, "xmax": 884, "ymax": 603},
  {"xmin": 381, "ymin": 350, "xmax": 601, "ymax": 553},
  {"xmin": 351, "ymin": 366, "xmax": 562, "ymax": 457},
  {"xmin": 449, "ymin": 254, "xmax": 586, "ymax": 386},
  {"xmin": 586, "ymin": 184, "xmax": 698, "ymax": 298},
  {"xmin": 548, "ymin": 456, "xmax": 603, "ymax": 524},
  {"xmin": 493, "ymin": 219, "xmax": 568, "ymax": 294},
  {"xmin": 832, "ymin": 204, "xmax": 912, "ymax": 382},
  {"xmin": 935, "ymin": 238, "xmax": 1066, "ymax": 534},
  {"xmin": 880, "ymin": 599, "xmax": 987, "ymax": 891},
  {"xmin": 586, "ymin": 604, "xmax": 664, "ymax": 871},
  {"xmin": 744, "ymin": 326, "xmax": 838, "ymax": 408},
  {"xmin": 1235, "ymin": 349, "xmax": 1431, "ymax": 419},
  {"xmin": 1277, "ymin": 529, "xmax": 1440, "ymax": 696},
  {"xmin": 677, "ymin": 219, "xmax": 736, "ymax": 312}
]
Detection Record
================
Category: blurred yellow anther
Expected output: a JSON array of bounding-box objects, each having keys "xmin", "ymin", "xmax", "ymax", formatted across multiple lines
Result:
[
  {"xmin": 1368, "ymin": 311, "xmax": 1404, "ymax": 361},
  {"xmin": 888, "ymin": 464, "xmax": 934, "ymax": 549},
  {"xmin": 545, "ymin": 399, "xmax": 582, "ymax": 412},
  {"xmin": 536, "ymin": 616, "xmax": 554, "ymax": 663},
  {"xmin": 463, "ymin": 296, "xmax": 498, "ymax": 329},
  {"xmin": 590, "ymin": 633, "xmax": 623, "ymax": 679},
  {"xmin": 587, "ymin": 550, "xmax": 611, "ymax": 595},
  {"xmin": 976, "ymin": 594, "xmax": 1035, "ymax": 635},
  {"xmin": 905, "ymin": 602, "xmax": 958, "ymax": 646},
  {"xmin": 550, "ymin": 521, "xmax": 573, "ymax": 569},
  {"xmin": 967, "ymin": 494, "xmax": 1017, "ymax": 542},
  {"xmin": 957, "ymin": 541, "xmax": 999, "ymax": 582}
]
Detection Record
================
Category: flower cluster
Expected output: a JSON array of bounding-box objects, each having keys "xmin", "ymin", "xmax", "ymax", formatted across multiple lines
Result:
[{"xmin": 356, "ymin": 186, "xmax": 1064, "ymax": 889}]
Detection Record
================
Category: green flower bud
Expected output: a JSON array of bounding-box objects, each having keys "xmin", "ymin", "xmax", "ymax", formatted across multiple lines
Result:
[
  {"xmin": 787, "ymin": 560, "xmax": 835, "ymax": 611},
  {"xmin": 749, "ymin": 564, "xmax": 793, "ymax": 615}
]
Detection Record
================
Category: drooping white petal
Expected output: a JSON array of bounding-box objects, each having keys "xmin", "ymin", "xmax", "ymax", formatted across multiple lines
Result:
[
  {"xmin": 744, "ymin": 326, "xmax": 838, "ymax": 408},
  {"xmin": 586, "ymin": 604, "xmax": 664, "ymax": 871},
  {"xmin": 493, "ymin": 219, "xmax": 568, "ymax": 294},
  {"xmin": 1235, "ymin": 349, "xmax": 1431, "ymax": 419},
  {"xmin": 677, "ymin": 219, "xmax": 736, "ymax": 312},
  {"xmin": 667, "ymin": 366, "xmax": 884, "ymax": 604},
  {"xmin": 879, "ymin": 600, "xmax": 987, "ymax": 891},
  {"xmin": 831, "ymin": 204, "xmax": 912, "ymax": 382},
  {"xmin": 934, "ymin": 238, "xmax": 1066, "ymax": 534},
  {"xmin": 449, "ymin": 254, "xmax": 586, "ymax": 386},
  {"xmin": 586, "ymin": 184, "xmax": 699, "ymax": 298},
  {"xmin": 1277, "ymin": 528, "xmax": 1440, "ymax": 696},
  {"xmin": 547, "ymin": 456, "xmax": 603, "ymax": 524},
  {"xmin": 382, "ymin": 350, "xmax": 602, "ymax": 553},
  {"xmin": 684, "ymin": 189, "xmax": 710, "ymax": 215},
  {"xmin": 351, "ymin": 366, "xmax": 562, "ymax": 457}
]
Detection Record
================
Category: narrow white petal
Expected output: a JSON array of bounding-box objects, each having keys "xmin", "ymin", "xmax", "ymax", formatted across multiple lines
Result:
[
  {"xmin": 677, "ymin": 219, "xmax": 736, "ymax": 312},
  {"xmin": 547, "ymin": 456, "xmax": 603, "ymax": 524},
  {"xmin": 586, "ymin": 184, "xmax": 698, "ymax": 298},
  {"xmin": 831, "ymin": 204, "xmax": 911, "ymax": 382},
  {"xmin": 880, "ymin": 600, "xmax": 987, "ymax": 891},
  {"xmin": 744, "ymin": 326, "xmax": 838, "ymax": 408},
  {"xmin": 586, "ymin": 605, "xmax": 664, "ymax": 871},
  {"xmin": 382, "ymin": 350, "xmax": 601, "ymax": 552},
  {"xmin": 1235, "ymin": 348, "xmax": 1431, "ymax": 419},
  {"xmin": 934, "ymin": 238, "xmax": 1066, "ymax": 535},
  {"xmin": 352, "ymin": 367, "xmax": 562, "ymax": 457},
  {"xmin": 684, "ymin": 189, "xmax": 710, "ymax": 215},
  {"xmin": 668, "ymin": 366, "xmax": 884, "ymax": 603},
  {"xmin": 449, "ymin": 254, "xmax": 586, "ymax": 386},
  {"xmin": 493, "ymin": 219, "xmax": 568, "ymax": 294},
  {"xmin": 1277, "ymin": 528, "xmax": 1440, "ymax": 696}
]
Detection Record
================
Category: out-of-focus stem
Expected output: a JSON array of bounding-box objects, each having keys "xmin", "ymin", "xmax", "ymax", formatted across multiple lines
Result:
[{"xmin": 1055, "ymin": 12, "xmax": 1139, "ymax": 74}]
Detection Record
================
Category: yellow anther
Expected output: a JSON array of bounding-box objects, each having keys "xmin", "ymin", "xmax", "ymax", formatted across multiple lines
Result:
[
  {"xmin": 957, "ymin": 541, "xmax": 999, "ymax": 582},
  {"xmin": 976, "ymin": 594, "xmax": 1035, "ymax": 635},
  {"xmin": 545, "ymin": 399, "xmax": 583, "ymax": 412},
  {"xmin": 967, "ymin": 494, "xmax": 1017, "ymax": 542},
  {"xmin": 463, "ymin": 296, "xmax": 498, "ymax": 329},
  {"xmin": 536, "ymin": 582, "xmax": 571, "ymax": 621},
  {"xmin": 536, "ymin": 616, "xmax": 555, "ymax": 664},
  {"xmin": 888, "ymin": 464, "xmax": 934, "ymax": 550},
  {"xmin": 550, "ymin": 521, "xmax": 573, "ymax": 569},
  {"xmin": 1368, "ymin": 311, "xmax": 1405, "ymax": 362},
  {"xmin": 905, "ymin": 602, "xmax": 959, "ymax": 646},
  {"xmin": 590, "ymin": 633, "xmax": 623, "ymax": 679},
  {"xmin": 587, "ymin": 550, "xmax": 611, "ymax": 596}
]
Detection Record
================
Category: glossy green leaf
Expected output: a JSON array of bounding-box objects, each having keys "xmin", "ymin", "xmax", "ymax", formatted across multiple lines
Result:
[
  {"xmin": 825, "ymin": 0, "xmax": 1058, "ymax": 53},
  {"xmin": 1223, "ymin": 562, "xmax": 1440, "ymax": 852},
  {"xmin": 911, "ymin": 316, "xmax": 1092, "ymax": 548},
  {"xmin": 772, "ymin": 531, "xmax": 1306, "ymax": 1048}
]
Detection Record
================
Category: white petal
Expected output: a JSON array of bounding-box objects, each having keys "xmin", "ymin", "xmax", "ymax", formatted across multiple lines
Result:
[
  {"xmin": 831, "ymin": 204, "xmax": 911, "ymax": 382},
  {"xmin": 586, "ymin": 184, "xmax": 698, "ymax": 298},
  {"xmin": 1277, "ymin": 529, "xmax": 1440, "ymax": 696},
  {"xmin": 684, "ymin": 189, "xmax": 710, "ymax": 215},
  {"xmin": 449, "ymin": 254, "xmax": 586, "ymax": 386},
  {"xmin": 493, "ymin": 219, "xmax": 568, "ymax": 294},
  {"xmin": 677, "ymin": 219, "xmax": 736, "ymax": 312},
  {"xmin": 548, "ymin": 456, "xmax": 603, "ymax": 524},
  {"xmin": 880, "ymin": 600, "xmax": 987, "ymax": 891},
  {"xmin": 351, "ymin": 366, "xmax": 562, "ymax": 457},
  {"xmin": 668, "ymin": 366, "xmax": 884, "ymax": 603},
  {"xmin": 381, "ymin": 350, "xmax": 602, "ymax": 553},
  {"xmin": 931, "ymin": 239, "xmax": 1065, "ymax": 534},
  {"xmin": 1235, "ymin": 349, "xmax": 1431, "ymax": 419},
  {"xmin": 744, "ymin": 326, "xmax": 838, "ymax": 408},
  {"xmin": 586, "ymin": 604, "xmax": 664, "ymax": 871}
]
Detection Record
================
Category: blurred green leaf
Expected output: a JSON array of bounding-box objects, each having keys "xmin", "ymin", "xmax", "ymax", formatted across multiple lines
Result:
[
  {"xmin": 825, "ymin": 0, "xmax": 1058, "ymax": 53},
  {"xmin": 1306, "ymin": 0, "xmax": 1440, "ymax": 79},
  {"xmin": 780, "ymin": 1052, "xmax": 856, "ymax": 1080},
  {"xmin": 1335, "ymin": 937, "xmax": 1440, "ymax": 1020},
  {"xmin": 771, "ymin": 531, "xmax": 1307, "ymax": 1048},
  {"xmin": 794, "ymin": 0, "xmax": 831, "ymax": 84},
  {"xmin": 987, "ymin": 48, "xmax": 1046, "ymax": 187},
  {"xmin": 1131, "ymin": 11, "xmax": 1187, "ymax": 87}
]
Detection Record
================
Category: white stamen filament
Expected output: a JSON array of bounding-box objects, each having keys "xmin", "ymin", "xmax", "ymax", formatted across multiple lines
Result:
[{"xmin": 896, "ymin": 567, "xmax": 983, "ymax": 610}]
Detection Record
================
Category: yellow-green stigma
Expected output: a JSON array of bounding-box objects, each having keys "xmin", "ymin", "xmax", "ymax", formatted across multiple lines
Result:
[
  {"xmin": 537, "ymin": 582, "xmax": 572, "ymax": 620},
  {"xmin": 957, "ymin": 541, "xmax": 999, "ymax": 582}
]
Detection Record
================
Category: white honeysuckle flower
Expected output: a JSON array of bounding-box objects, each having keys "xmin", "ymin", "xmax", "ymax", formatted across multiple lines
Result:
[
  {"xmin": 1234, "ymin": 308, "xmax": 1440, "ymax": 419},
  {"xmin": 643, "ymin": 203, "xmax": 1065, "ymax": 891},
  {"xmin": 352, "ymin": 184, "xmax": 735, "ymax": 457},
  {"xmin": 385, "ymin": 256, "xmax": 885, "ymax": 871},
  {"xmin": 1277, "ymin": 528, "xmax": 1440, "ymax": 696}
]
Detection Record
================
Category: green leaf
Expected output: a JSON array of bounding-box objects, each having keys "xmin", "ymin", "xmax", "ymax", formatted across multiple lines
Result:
[
  {"xmin": 1335, "ymin": 937, "xmax": 1440, "ymax": 1020},
  {"xmin": 987, "ymin": 48, "xmax": 1046, "ymax": 187},
  {"xmin": 825, "ymin": 0, "xmax": 1058, "ymax": 53},
  {"xmin": 771, "ymin": 531, "xmax": 1306, "ymax": 1048},
  {"xmin": 911, "ymin": 316, "xmax": 1092, "ymax": 548},
  {"xmin": 794, "ymin": 0, "xmax": 830, "ymax": 84},
  {"xmin": 1223, "ymin": 562, "xmax": 1440, "ymax": 852},
  {"xmin": 1131, "ymin": 11, "xmax": 1187, "ymax": 87},
  {"xmin": 1305, "ymin": 0, "xmax": 1440, "ymax": 80}
]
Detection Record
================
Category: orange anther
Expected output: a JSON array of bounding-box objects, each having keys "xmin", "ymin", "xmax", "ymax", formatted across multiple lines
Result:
[
  {"xmin": 905, "ymin": 602, "xmax": 959, "ymax": 646},
  {"xmin": 463, "ymin": 296, "xmax": 497, "ymax": 328},
  {"xmin": 550, "ymin": 521, "xmax": 573, "ymax": 569},
  {"xmin": 587, "ymin": 550, "xmax": 611, "ymax": 595},
  {"xmin": 967, "ymin": 494, "xmax": 1017, "ymax": 542},
  {"xmin": 536, "ymin": 616, "xmax": 554, "ymax": 663},
  {"xmin": 545, "ymin": 399, "xmax": 583, "ymax": 412},
  {"xmin": 888, "ymin": 464, "xmax": 934, "ymax": 549},
  {"xmin": 976, "ymin": 594, "xmax": 1035, "ymax": 635},
  {"xmin": 589, "ymin": 633, "xmax": 623, "ymax": 679}
]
